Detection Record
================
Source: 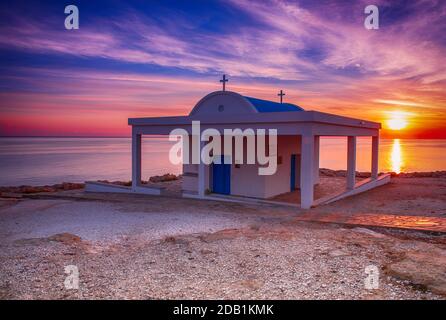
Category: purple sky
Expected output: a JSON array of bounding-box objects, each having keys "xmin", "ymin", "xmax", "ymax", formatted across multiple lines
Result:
[{"xmin": 0, "ymin": 0, "xmax": 445, "ymax": 137}]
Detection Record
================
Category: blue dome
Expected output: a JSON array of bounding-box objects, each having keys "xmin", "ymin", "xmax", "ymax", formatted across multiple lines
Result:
[{"xmin": 244, "ymin": 96, "xmax": 304, "ymax": 113}]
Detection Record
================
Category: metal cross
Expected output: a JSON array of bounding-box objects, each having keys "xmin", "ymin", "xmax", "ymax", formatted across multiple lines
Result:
[
  {"xmin": 220, "ymin": 74, "xmax": 228, "ymax": 91},
  {"xmin": 278, "ymin": 90, "xmax": 285, "ymax": 103}
]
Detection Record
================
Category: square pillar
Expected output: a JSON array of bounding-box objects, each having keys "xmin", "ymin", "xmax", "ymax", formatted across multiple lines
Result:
[
  {"xmin": 132, "ymin": 131, "xmax": 142, "ymax": 189},
  {"xmin": 300, "ymin": 134, "xmax": 314, "ymax": 209},
  {"xmin": 347, "ymin": 136, "xmax": 357, "ymax": 190},
  {"xmin": 371, "ymin": 134, "xmax": 379, "ymax": 179},
  {"xmin": 198, "ymin": 139, "xmax": 209, "ymax": 197},
  {"xmin": 313, "ymin": 135, "xmax": 320, "ymax": 185}
]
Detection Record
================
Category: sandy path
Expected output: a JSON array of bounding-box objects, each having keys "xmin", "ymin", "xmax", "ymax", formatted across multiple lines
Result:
[{"xmin": 0, "ymin": 199, "xmax": 260, "ymax": 244}]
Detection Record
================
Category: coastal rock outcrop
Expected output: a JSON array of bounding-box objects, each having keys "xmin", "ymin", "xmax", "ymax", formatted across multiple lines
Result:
[
  {"xmin": 149, "ymin": 173, "xmax": 179, "ymax": 183},
  {"xmin": 0, "ymin": 182, "xmax": 84, "ymax": 195},
  {"xmin": 385, "ymin": 249, "xmax": 446, "ymax": 295},
  {"xmin": 319, "ymin": 168, "xmax": 446, "ymax": 178}
]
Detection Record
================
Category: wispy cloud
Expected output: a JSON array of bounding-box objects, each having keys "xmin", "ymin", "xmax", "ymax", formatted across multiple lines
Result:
[
  {"xmin": 1, "ymin": 1, "xmax": 444, "ymax": 82},
  {"xmin": 0, "ymin": 0, "xmax": 445, "ymax": 137}
]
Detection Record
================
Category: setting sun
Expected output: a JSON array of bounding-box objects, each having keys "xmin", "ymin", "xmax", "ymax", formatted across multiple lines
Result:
[
  {"xmin": 386, "ymin": 111, "xmax": 409, "ymax": 130},
  {"xmin": 388, "ymin": 118, "xmax": 408, "ymax": 130}
]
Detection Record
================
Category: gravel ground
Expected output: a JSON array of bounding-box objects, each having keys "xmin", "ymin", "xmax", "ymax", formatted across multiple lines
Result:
[
  {"xmin": 0, "ymin": 199, "xmax": 255, "ymax": 243},
  {"xmin": 0, "ymin": 194, "xmax": 445, "ymax": 300}
]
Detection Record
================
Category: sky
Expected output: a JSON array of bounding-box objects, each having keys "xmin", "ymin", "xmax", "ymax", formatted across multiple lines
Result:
[{"xmin": 0, "ymin": 0, "xmax": 445, "ymax": 138}]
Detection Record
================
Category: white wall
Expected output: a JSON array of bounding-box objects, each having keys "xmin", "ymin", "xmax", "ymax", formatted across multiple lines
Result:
[
  {"xmin": 223, "ymin": 135, "xmax": 267, "ymax": 198},
  {"xmin": 264, "ymin": 135, "xmax": 301, "ymax": 198},
  {"xmin": 182, "ymin": 135, "xmax": 303, "ymax": 199},
  {"xmin": 230, "ymin": 162, "xmax": 266, "ymax": 198}
]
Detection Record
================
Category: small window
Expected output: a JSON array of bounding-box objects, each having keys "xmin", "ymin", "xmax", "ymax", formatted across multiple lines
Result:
[{"xmin": 218, "ymin": 105, "xmax": 224, "ymax": 112}]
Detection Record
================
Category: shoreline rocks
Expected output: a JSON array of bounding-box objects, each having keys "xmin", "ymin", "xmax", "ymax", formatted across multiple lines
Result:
[
  {"xmin": 319, "ymin": 168, "xmax": 446, "ymax": 178},
  {"xmin": 96, "ymin": 173, "xmax": 180, "ymax": 187},
  {"xmin": 149, "ymin": 173, "xmax": 178, "ymax": 183},
  {"xmin": 1, "ymin": 170, "xmax": 445, "ymax": 197},
  {"xmin": 0, "ymin": 182, "xmax": 85, "ymax": 195}
]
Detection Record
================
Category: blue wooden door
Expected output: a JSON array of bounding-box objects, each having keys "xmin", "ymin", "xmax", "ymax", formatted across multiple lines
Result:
[
  {"xmin": 212, "ymin": 155, "xmax": 231, "ymax": 195},
  {"xmin": 290, "ymin": 154, "xmax": 296, "ymax": 191}
]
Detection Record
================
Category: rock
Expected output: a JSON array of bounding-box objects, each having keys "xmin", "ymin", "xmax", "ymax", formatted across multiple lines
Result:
[
  {"xmin": 110, "ymin": 181, "xmax": 132, "ymax": 187},
  {"xmin": 319, "ymin": 168, "xmax": 370, "ymax": 178},
  {"xmin": 385, "ymin": 250, "xmax": 446, "ymax": 295},
  {"xmin": 387, "ymin": 171, "xmax": 446, "ymax": 178},
  {"xmin": 200, "ymin": 229, "xmax": 241, "ymax": 242},
  {"xmin": 335, "ymin": 170, "xmax": 347, "ymax": 177},
  {"xmin": 43, "ymin": 186, "xmax": 57, "ymax": 192},
  {"xmin": 328, "ymin": 249, "xmax": 350, "ymax": 257},
  {"xmin": 20, "ymin": 186, "xmax": 40, "ymax": 193},
  {"xmin": 163, "ymin": 236, "xmax": 189, "ymax": 245},
  {"xmin": 48, "ymin": 233, "xmax": 82, "ymax": 245},
  {"xmin": 432, "ymin": 171, "xmax": 446, "ymax": 178},
  {"xmin": 58, "ymin": 182, "xmax": 84, "ymax": 190},
  {"xmin": 14, "ymin": 233, "xmax": 82, "ymax": 246},
  {"xmin": 0, "ymin": 192, "xmax": 22, "ymax": 198},
  {"xmin": 352, "ymin": 227, "xmax": 387, "ymax": 239},
  {"xmin": 319, "ymin": 168, "xmax": 337, "ymax": 177},
  {"xmin": 238, "ymin": 279, "xmax": 263, "ymax": 290},
  {"xmin": 319, "ymin": 169, "xmax": 446, "ymax": 178},
  {"xmin": 149, "ymin": 173, "xmax": 178, "ymax": 183},
  {"xmin": 357, "ymin": 172, "xmax": 371, "ymax": 178},
  {"xmin": 1, "ymin": 183, "xmax": 83, "ymax": 194}
]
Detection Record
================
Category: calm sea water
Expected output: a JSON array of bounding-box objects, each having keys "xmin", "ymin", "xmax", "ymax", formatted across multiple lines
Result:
[{"xmin": 0, "ymin": 137, "xmax": 444, "ymax": 186}]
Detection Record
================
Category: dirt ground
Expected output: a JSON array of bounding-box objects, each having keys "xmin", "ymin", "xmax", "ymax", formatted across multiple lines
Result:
[
  {"xmin": 0, "ymin": 177, "xmax": 445, "ymax": 299},
  {"xmin": 311, "ymin": 177, "xmax": 446, "ymax": 217}
]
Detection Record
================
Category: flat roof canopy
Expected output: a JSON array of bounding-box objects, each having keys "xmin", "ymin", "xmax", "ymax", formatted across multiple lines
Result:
[
  {"xmin": 129, "ymin": 110, "xmax": 378, "ymax": 128},
  {"xmin": 128, "ymin": 110, "xmax": 380, "ymax": 137}
]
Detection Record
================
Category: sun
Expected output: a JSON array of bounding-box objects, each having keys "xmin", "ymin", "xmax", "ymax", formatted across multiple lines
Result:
[
  {"xmin": 387, "ymin": 118, "xmax": 407, "ymax": 130},
  {"xmin": 386, "ymin": 111, "xmax": 408, "ymax": 130}
]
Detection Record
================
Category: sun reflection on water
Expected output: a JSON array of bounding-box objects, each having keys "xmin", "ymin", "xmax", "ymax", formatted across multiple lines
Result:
[{"xmin": 391, "ymin": 139, "xmax": 404, "ymax": 173}]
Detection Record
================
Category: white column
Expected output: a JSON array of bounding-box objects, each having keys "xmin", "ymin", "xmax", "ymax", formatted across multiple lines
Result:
[
  {"xmin": 198, "ymin": 139, "xmax": 208, "ymax": 197},
  {"xmin": 300, "ymin": 134, "xmax": 314, "ymax": 209},
  {"xmin": 132, "ymin": 131, "xmax": 142, "ymax": 189},
  {"xmin": 347, "ymin": 136, "xmax": 356, "ymax": 190},
  {"xmin": 371, "ymin": 134, "xmax": 379, "ymax": 179},
  {"xmin": 313, "ymin": 135, "xmax": 320, "ymax": 185}
]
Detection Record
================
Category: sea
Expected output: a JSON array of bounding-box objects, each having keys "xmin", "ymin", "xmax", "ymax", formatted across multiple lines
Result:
[{"xmin": 0, "ymin": 137, "xmax": 445, "ymax": 186}]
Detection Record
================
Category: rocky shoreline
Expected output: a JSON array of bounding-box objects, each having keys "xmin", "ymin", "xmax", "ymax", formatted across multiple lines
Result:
[
  {"xmin": 0, "ymin": 182, "xmax": 85, "ymax": 195},
  {"xmin": 319, "ymin": 168, "xmax": 446, "ymax": 178},
  {"xmin": 1, "ymin": 169, "xmax": 445, "ymax": 196}
]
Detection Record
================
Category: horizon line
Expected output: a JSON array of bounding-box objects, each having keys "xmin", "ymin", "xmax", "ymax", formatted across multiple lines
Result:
[{"xmin": 1, "ymin": 135, "xmax": 446, "ymax": 140}]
